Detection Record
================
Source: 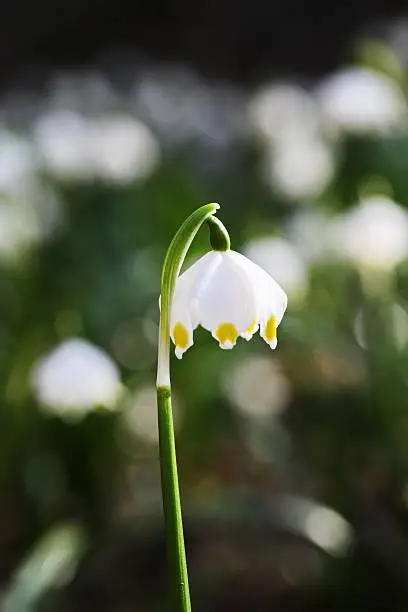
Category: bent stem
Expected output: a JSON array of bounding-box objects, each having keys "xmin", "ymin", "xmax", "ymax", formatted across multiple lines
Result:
[{"xmin": 156, "ymin": 203, "xmax": 230, "ymax": 612}]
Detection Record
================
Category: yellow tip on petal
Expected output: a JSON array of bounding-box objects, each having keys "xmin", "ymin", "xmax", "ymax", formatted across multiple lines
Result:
[
  {"xmin": 215, "ymin": 322, "xmax": 239, "ymax": 349},
  {"xmin": 265, "ymin": 315, "xmax": 277, "ymax": 343},
  {"xmin": 173, "ymin": 322, "xmax": 190, "ymax": 350},
  {"xmin": 241, "ymin": 319, "xmax": 258, "ymax": 341}
]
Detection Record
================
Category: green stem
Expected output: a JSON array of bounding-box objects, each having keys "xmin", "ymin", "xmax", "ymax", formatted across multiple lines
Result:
[
  {"xmin": 156, "ymin": 202, "xmax": 228, "ymax": 612},
  {"xmin": 157, "ymin": 386, "xmax": 191, "ymax": 612}
]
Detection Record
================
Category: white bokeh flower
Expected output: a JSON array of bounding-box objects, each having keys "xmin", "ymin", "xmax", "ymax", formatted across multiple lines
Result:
[
  {"xmin": 223, "ymin": 356, "xmax": 292, "ymax": 418},
  {"xmin": 265, "ymin": 137, "xmax": 335, "ymax": 200},
  {"xmin": 287, "ymin": 209, "xmax": 334, "ymax": 262},
  {"xmin": 249, "ymin": 83, "xmax": 334, "ymax": 200},
  {"xmin": 244, "ymin": 236, "xmax": 307, "ymax": 298},
  {"xmin": 330, "ymin": 195, "xmax": 408, "ymax": 270},
  {"xmin": 0, "ymin": 131, "xmax": 37, "ymax": 193},
  {"xmin": 90, "ymin": 115, "xmax": 160, "ymax": 183},
  {"xmin": 315, "ymin": 68, "xmax": 408, "ymax": 134},
  {"xmin": 249, "ymin": 83, "xmax": 321, "ymax": 143},
  {"xmin": 33, "ymin": 110, "xmax": 95, "ymax": 180},
  {"xmin": 0, "ymin": 179, "xmax": 63, "ymax": 264},
  {"xmin": 169, "ymin": 250, "xmax": 287, "ymax": 358},
  {"xmin": 32, "ymin": 338, "xmax": 122, "ymax": 418},
  {"xmin": 34, "ymin": 109, "xmax": 160, "ymax": 183}
]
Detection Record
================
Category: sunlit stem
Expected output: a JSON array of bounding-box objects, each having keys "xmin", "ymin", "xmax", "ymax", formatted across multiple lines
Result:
[{"xmin": 156, "ymin": 202, "xmax": 221, "ymax": 612}]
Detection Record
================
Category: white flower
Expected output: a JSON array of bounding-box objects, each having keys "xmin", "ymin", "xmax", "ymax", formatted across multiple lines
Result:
[
  {"xmin": 90, "ymin": 115, "xmax": 160, "ymax": 183},
  {"xmin": 287, "ymin": 209, "xmax": 334, "ymax": 262},
  {"xmin": 32, "ymin": 338, "xmax": 122, "ymax": 418},
  {"xmin": 265, "ymin": 136, "xmax": 335, "ymax": 199},
  {"xmin": 315, "ymin": 68, "xmax": 407, "ymax": 134},
  {"xmin": 223, "ymin": 356, "xmax": 292, "ymax": 418},
  {"xmin": 33, "ymin": 110, "xmax": 95, "ymax": 180},
  {"xmin": 249, "ymin": 83, "xmax": 321, "ymax": 143},
  {"xmin": 169, "ymin": 250, "xmax": 287, "ymax": 358},
  {"xmin": 0, "ymin": 131, "xmax": 36, "ymax": 192},
  {"xmin": 330, "ymin": 195, "xmax": 408, "ymax": 270}
]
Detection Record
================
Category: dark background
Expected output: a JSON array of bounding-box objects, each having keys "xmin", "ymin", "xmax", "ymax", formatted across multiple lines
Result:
[{"xmin": 1, "ymin": 0, "xmax": 407, "ymax": 87}]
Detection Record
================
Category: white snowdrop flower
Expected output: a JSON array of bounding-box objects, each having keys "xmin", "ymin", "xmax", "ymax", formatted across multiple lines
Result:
[
  {"xmin": 249, "ymin": 83, "xmax": 321, "ymax": 143},
  {"xmin": 0, "ymin": 177, "xmax": 63, "ymax": 263},
  {"xmin": 0, "ymin": 131, "xmax": 37, "ymax": 193},
  {"xmin": 33, "ymin": 110, "xmax": 95, "ymax": 180},
  {"xmin": 315, "ymin": 68, "xmax": 408, "ymax": 134},
  {"xmin": 90, "ymin": 115, "xmax": 160, "ymax": 183},
  {"xmin": 244, "ymin": 236, "xmax": 307, "ymax": 298},
  {"xmin": 331, "ymin": 195, "xmax": 408, "ymax": 270},
  {"xmin": 287, "ymin": 209, "xmax": 334, "ymax": 263},
  {"xmin": 264, "ymin": 137, "xmax": 335, "ymax": 199},
  {"xmin": 169, "ymin": 250, "xmax": 287, "ymax": 359},
  {"xmin": 223, "ymin": 356, "xmax": 292, "ymax": 418},
  {"xmin": 32, "ymin": 338, "xmax": 122, "ymax": 417}
]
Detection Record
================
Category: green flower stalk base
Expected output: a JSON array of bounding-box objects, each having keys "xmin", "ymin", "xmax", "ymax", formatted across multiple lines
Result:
[
  {"xmin": 156, "ymin": 202, "xmax": 228, "ymax": 612},
  {"xmin": 156, "ymin": 385, "xmax": 191, "ymax": 612}
]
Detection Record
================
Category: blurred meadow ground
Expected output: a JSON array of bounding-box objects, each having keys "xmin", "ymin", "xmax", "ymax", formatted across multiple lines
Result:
[{"xmin": 2, "ymin": 14, "xmax": 408, "ymax": 612}]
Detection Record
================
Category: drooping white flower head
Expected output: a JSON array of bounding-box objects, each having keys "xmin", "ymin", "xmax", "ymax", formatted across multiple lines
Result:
[
  {"xmin": 32, "ymin": 338, "xmax": 122, "ymax": 418},
  {"xmin": 169, "ymin": 250, "xmax": 287, "ymax": 358}
]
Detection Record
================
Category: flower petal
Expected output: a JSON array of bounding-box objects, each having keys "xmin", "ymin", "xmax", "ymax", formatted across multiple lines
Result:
[
  {"xmin": 170, "ymin": 251, "xmax": 221, "ymax": 357},
  {"xmin": 228, "ymin": 250, "xmax": 287, "ymax": 324},
  {"xmin": 227, "ymin": 250, "xmax": 287, "ymax": 349},
  {"xmin": 171, "ymin": 251, "xmax": 220, "ymax": 328},
  {"xmin": 196, "ymin": 252, "xmax": 257, "ymax": 348}
]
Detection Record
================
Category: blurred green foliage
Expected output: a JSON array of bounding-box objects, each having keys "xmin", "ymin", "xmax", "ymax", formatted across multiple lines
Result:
[{"xmin": 3, "ymin": 39, "xmax": 408, "ymax": 612}]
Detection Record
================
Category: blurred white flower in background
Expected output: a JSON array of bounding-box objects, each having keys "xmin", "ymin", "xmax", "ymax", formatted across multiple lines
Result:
[
  {"xmin": 32, "ymin": 339, "xmax": 122, "ymax": 419},
  {"xmin": 133, "ymin": 66, "xmax": 247, "ymax": 150},
  {"xmin": 315, "ymin": 68, "xmax": 408, "ymax": 134},
  {"xmin": 123, "ymin": 385, "xmax": 180, "ymax": 444},
  {"xmin": 264, "ymin": 136, "xmax": 335, "ymax": 199},
  {"xmin": 244, "ymin": 236, "xmax": 307, "ymax": 298},
  {"xmin": 33, "ymin": 109, "xmax": 160, "ymax": 183},
  {"xmin": 249, "ymin": 83, "xmax": 334, "ymax": 199},
  {"xmin": 0, "ymin": 130, "xmax": 37, "ymax": 193},
  {"xmin": 277, "ymin": 496, "xmax": 353, "ymax": 557},
  {"xmin": 249, "ymin": 83, "xmax": 321, "ymax": 143},
  {"xmin": 288, "ymin": 208, "xmax": 334, "ymax": 262},
  {"xmin": 330, "ymin": 195, "xmax": 408, "ymax": 270},
  {"xmin": 0, "ymin": 130, "xmax": 63, "ymax": 262},
  {"xmin": 90, "ymin": 115, "xmax": 160, "ymax": 183},
  {"xmin": 223, "ymin": 356, "xmax": 292, "ymax": 418},
  {"xmin": 33, "ymin": 110, "xmax": 95, "ymax": 180}
]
